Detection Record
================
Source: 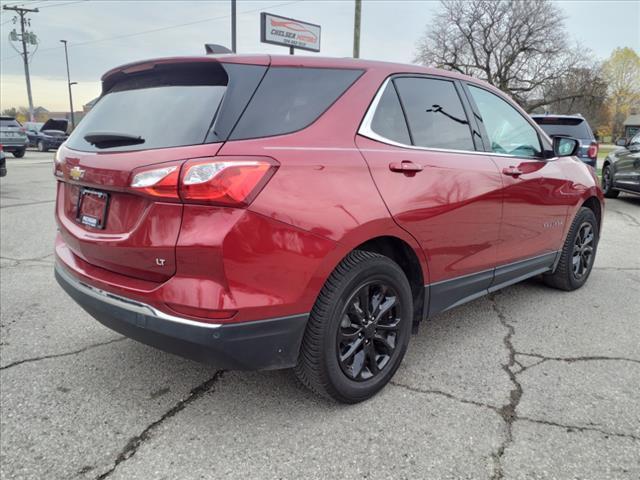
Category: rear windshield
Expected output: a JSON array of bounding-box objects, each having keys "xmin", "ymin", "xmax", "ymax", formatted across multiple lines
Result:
[
  {"xmin": 66, "ymin": 64, "xmax": 228, "ymax": 152},
  {"xmin": 230, "ymin": 67, "xmax": 363, "ymax": 140},
  {"xmin": 0, "ymin": 119, "xmax": 21, "ymax": 128},
  {"xmin": 533, "ymin": 117, "xmax": 593, "ymax": 139}
]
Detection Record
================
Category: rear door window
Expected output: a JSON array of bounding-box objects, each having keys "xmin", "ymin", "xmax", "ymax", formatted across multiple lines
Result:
[
  {"xmin": 230, "ymin": 67, "xmax": 363, "ymax": 140},
  {"xmin": 393, "ymin": 77, "xmax": 475, "ymax": 151},
  {"xmin": 66, "ymin": 64, "xmax": 230, "ymax": 152}
]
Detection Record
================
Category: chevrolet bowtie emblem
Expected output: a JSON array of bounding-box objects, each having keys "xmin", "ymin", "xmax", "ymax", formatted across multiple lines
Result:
[{"xmin": 69, "ymin": 166, "xmax": 85, "ymax": 181}]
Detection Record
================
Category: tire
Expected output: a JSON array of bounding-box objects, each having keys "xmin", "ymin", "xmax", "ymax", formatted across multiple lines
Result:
[
  {"xmin": 37, "ymin": 141, "xmax": 48, "ymax": 153},
  {"xmin": 601, "ymin": 164, "xmax": 619, "ymax": 198},
  {"xmin": 295, "ymin": 250, "xmax": 413, "ymax": 403},
  {"xmin": 12, "ymin": 149, "xmax": 25, "ymax": 158},
  {"xmin": 543, "ymin": 207, "xmax": 598, "ymax": 291}
]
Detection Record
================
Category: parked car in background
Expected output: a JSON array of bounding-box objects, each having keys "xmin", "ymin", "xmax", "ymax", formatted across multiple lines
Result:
[
  {"xmin": 54, "ymin": 55, "xmax": 604, "ymax": 403},
  {"xmin": 531, "ymin": 114, "xmax": 598, "ymax": 168},
  {"xmin": 602, "ymin": 132, "xmax": 640, "ymax": 197},
  {"xmin": 0, "ymin": 116, "xmax": 28, "ymax": 158},
  {"xmin": 0, "ymin": 144, "xmax": 7, "ymax": 177},
  {"xmin": 24, "ymin": 119, "xmax": 69, "ymax": 152}
]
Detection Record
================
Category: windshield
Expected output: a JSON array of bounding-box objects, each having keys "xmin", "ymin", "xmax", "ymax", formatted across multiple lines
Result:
[{"xmin": 25, "ymin": 122, "xmax": 44, "ymax": 131}]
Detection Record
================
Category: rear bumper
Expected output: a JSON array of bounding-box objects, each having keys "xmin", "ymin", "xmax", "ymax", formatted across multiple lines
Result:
[
  {"xmin": 43, "ymin": 138, "xmax": 65, "ymax": 149},
  {"xmin": 55, "ymin": 262, "xmax": 308, "ymax": 370},
  {"xmin": 1, "ymin": 142, "xmax": 27, "ymax": 151}
]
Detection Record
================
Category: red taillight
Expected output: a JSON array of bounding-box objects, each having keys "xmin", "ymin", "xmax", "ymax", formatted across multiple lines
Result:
[
  {"xmin": 128, "ymin": 157, "xmax": 278, "ymax": 206},
  {"xmin": 179, "ymin": 156, "xmax": 278, "ymax": 206},
  {"xmin": 587, "ymin": 142, "xmax": 598, "ymax": 159},
  {"xmin": 130, "ymin": 163, "xmax": 181, "ymax": 200},
  {"xmin": 53, "ymin": 147, "xmax": 64, "ymax": 177}
]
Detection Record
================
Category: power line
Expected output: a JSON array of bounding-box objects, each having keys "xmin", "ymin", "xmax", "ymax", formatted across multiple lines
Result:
[
  {"xmin": 0, "ymin": 1, "xmax": 86, "ymax": 26},
  {"xmin": 38, "ymin": 0, "xmax": 88, "ymax": 9},
  {"xmin": 2, "ymin": 3, "xmax": 39, "ymax": 120},
  {"xmin": 1, "ymin": 1, "xmax": 45, "ymax": 9},
  {"xmin": 0, "ymin": 0, "xmax": 300, "ymax": 63}
]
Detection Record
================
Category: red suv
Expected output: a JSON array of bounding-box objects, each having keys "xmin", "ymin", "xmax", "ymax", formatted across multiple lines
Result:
[{"xmin": 54, "ymin": 55, "xmax": 603, "ymax": 403}]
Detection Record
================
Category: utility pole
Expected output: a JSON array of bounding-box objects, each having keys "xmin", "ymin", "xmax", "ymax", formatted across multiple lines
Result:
[
  {"xmin": 353, "ymin": 0, "xmax": 361, "ymax": 58},
  {"xmin": 60, "ymin": 40, "xmax": 76, "ymax": 129},
  {"xmin": 3, "ymin": 5, "xmax": 39, "ymax": 121},
  {"xmin": 231, "ymin": 0, "xmax": 236, "ymax": 53}
]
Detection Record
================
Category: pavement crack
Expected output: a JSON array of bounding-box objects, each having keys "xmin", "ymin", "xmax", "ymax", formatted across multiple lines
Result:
[
  {"xmin": 0, "ymin": 199, "xmax": 56, "ymax": 209},
  {"xmin": 0, "ymin": 338, "xmax": 126, "ymax": 371},
  {"xmin": 0, "ymin": 254, "xmax": 55, "ymax": 268},
  {"xmin": 515, "ymin": 352, "xmax": 640, "ymax": 369},
  {"xmin": 390, "ymin": 381, "xmax": 500, "ymax": 413},
  {"xmin": 517, "ymin": 416, "xmax": 640, "ymax": 441},
  {"xmin": 95, "ymin": 371, "xmax": 224, "ymax": 480},
  {"xmin": 489, "ymin": 293, "xmax": 522, "ymax": 480}
]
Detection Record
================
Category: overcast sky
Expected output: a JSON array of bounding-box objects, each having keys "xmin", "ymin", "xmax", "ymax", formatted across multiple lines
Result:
[{"xmin": 1, "ymin": 0, "xmax": 639, "ymax": 111}]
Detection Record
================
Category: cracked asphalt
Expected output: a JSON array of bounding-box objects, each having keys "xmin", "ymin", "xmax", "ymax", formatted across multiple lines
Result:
[{"xmin": 1, "ymin": 152, "xmax": 639, "ymax": 480}]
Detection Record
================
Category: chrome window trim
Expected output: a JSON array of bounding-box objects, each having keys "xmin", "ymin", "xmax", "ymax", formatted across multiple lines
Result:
[
  {"xmin": 56, "ymin": 263, "xmax": 223, "ymax": 329},
  {"xmin": 358, "ymin": 76, "xmax": 553, "ymax": 161}
]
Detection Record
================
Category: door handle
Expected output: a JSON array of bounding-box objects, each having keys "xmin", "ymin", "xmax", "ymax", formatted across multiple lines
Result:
[
  {"xmin": 502, "ymin": 166, "xmax": 523, "ymax": 177},
  {"xmin": 389, "ymin": 161, "xmax": 424, "ymax": 173}
]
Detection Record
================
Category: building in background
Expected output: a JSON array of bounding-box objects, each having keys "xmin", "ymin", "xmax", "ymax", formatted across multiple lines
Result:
[{"xmin": 623, "ymin": 110, "xmax": 640, "ymax": 138}]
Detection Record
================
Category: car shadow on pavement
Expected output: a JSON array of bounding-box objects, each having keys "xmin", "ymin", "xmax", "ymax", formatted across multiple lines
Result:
[
  {"xmin": 615, "ymin": 194, "xmax": 640, "ymax": 206},
  {"xmin": 102, "ymin": 277, "xmax": 551, "ymax": 410}
]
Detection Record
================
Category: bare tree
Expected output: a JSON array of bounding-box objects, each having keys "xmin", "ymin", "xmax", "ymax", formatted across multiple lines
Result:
[
  {"xmin": 415, "ymin": 0, "xmax": 590, "ymax": 110},
  {"xmin": 538, "ymin": 64, "xmax": 609, "ymax": 133}
]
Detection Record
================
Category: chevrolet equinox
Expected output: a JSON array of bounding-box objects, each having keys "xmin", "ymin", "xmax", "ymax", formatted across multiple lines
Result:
[{"xmin": 54, "ymin": 55, "xmax": 604, "ymax": 403}]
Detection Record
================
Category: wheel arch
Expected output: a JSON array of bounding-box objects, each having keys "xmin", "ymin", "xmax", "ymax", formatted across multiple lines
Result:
[
  {"xmin": 581, "ymin": 196, "xmax": 602, "ymax": 233},
  {"xmin": 356, "ymin": 235, "xmax": 426, "ymax": 326},
  {"xmin": 298, "ymin": 217, "xmax": 430, "ymax": 328}
]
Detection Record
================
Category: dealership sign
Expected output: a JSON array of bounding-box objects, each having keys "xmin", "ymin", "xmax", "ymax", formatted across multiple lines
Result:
[{"xmin": 260, "ymin": 12, "xmax": 321, "ymax": 52}]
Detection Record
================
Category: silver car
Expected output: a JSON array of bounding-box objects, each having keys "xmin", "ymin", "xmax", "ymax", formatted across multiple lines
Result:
[{"xmin": 0, "ymin": 117, "xmax": 28, "ymax": 158}]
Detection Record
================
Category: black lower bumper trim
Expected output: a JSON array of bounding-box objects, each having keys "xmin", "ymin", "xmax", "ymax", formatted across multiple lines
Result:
[{"xmin": 55, "ymin": 264, "xmax": 308, "ymax": 370}]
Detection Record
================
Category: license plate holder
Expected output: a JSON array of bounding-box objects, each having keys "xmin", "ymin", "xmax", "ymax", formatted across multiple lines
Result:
[{"xmin": 76, "ymin": 188, "xmax": 109, "ymax": 229}]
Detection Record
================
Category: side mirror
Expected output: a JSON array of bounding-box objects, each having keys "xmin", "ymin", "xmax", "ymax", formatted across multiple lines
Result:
[
  {"xmin": 616, "ymin": 138, "xmax": 627, "ymax": 147},
  {"xmin": 553, "ymin": 136, "xmax": 579, "ymax": 157}
]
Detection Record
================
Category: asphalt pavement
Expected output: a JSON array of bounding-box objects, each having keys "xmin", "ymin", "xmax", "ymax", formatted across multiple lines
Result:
[{"xmin": 1, "ymin": 151, "xmax": 639, "ymax": 480}]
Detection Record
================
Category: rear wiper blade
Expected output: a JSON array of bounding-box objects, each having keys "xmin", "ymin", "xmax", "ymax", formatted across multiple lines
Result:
[{"xmin": 83, "ymin": 131, "xmax": 145, "ymax": 148}]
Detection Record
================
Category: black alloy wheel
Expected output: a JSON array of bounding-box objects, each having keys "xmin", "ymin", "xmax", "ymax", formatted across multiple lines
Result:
[
  {"xmin": 337, "ymin": 282, "xmax": 400, "ymax": 381},
  {"xmin": 572, "ymin": 222, "xmax": 595, "ymax": 279},
  {"xmin": 295, "ymin": 250, "xmax": 413, "ymax": 403},
  {"xmin": 543, "ymin": 207, "xmax": 598, "ymax": 291}
]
